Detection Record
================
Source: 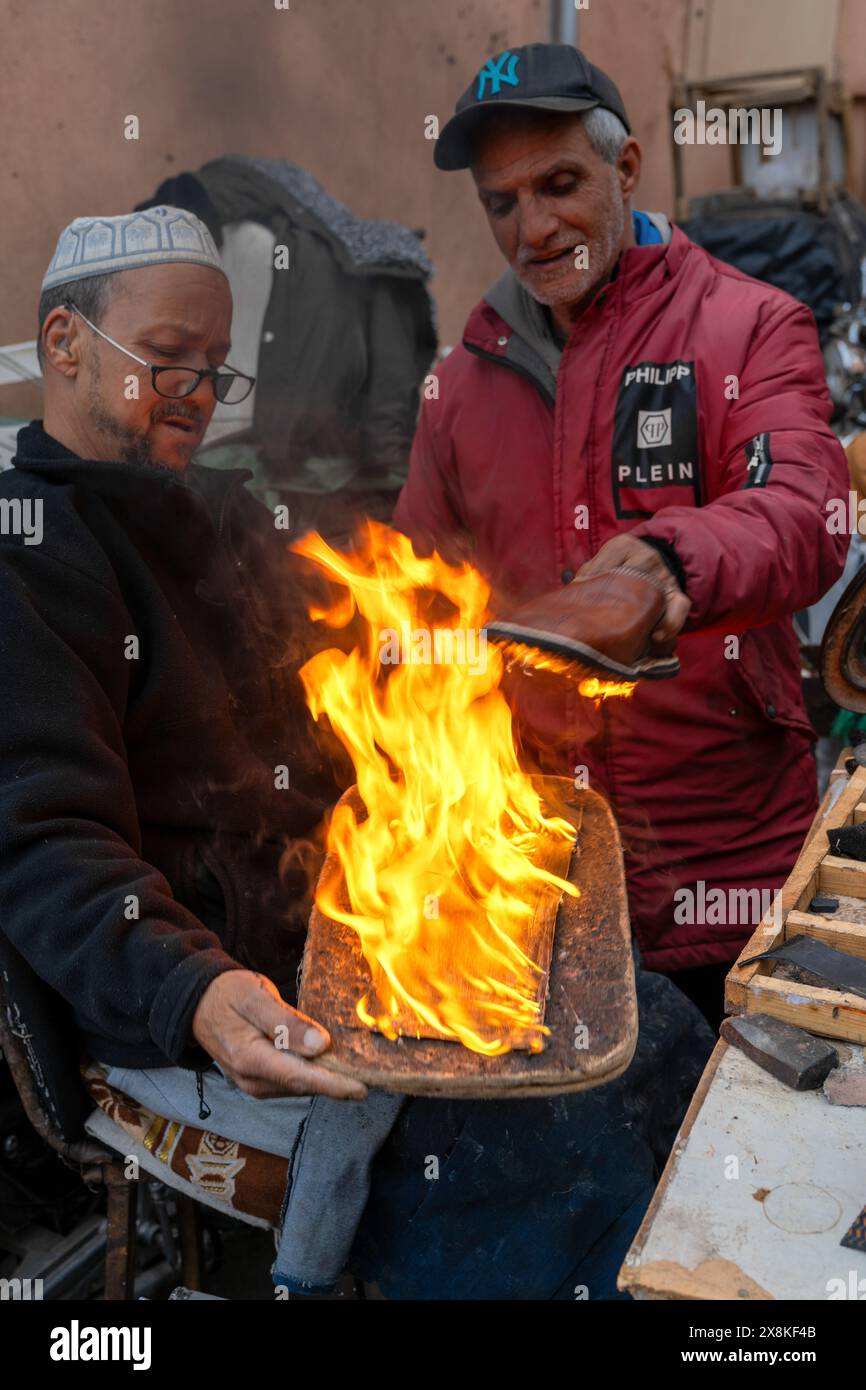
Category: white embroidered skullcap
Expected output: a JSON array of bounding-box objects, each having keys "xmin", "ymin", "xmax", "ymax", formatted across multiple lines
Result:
[{"xmin": 41, "ymin": 206, "xmax": 225, "ymax": 291}]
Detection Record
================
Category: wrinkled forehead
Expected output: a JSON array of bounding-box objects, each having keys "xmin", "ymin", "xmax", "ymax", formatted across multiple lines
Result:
[
  {"xmin": 469, "ymin": 108, "xmax": 594, "ymax": 178},
  {"xmin": 103, "ymin": 263, "xmax": 233, "ymax": 341}
]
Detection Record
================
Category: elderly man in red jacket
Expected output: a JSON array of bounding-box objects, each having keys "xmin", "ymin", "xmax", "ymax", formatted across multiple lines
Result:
[{"xmin": 396, "ymin": 43, "xmax": 849, "ymax": 1022}]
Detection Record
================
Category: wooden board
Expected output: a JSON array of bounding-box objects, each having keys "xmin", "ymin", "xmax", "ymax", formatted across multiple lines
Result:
[
  {"xmin": 298, "ymin": 778, "xmax": 637, "ymax": 1098},
  {"xmin": 726, "ymin": 762, "xmax": 866, "ymax": 1044},
  {"xmin": 684, "ymin": 0, "xmax": 839, "ymax": 83}
]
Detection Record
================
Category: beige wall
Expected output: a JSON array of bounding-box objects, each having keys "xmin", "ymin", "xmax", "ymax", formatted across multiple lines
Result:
[
  {"xmin": 4, "ymin": 0, "xmax": 866, "ymax": 362},
  {"xmin": 0, "ymin": 0, "xmax": 547, "ymax": 353},
  {"xmin": 579, "ymin": 0, "xmax": 690, "ymax": 218}
]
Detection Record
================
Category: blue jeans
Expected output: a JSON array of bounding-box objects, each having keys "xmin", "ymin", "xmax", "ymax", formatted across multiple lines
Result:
[{"xmin": 347, "ymin": 963, "xmax": 714, "ymax": 1300}]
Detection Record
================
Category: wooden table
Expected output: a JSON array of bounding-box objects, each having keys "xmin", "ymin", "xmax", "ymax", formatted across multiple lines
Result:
[
  {"xmin": 619, "ymin": 1038, "xmax": 865, "ymax": 1300},
  {"xmin": 619, "ymin": 760, "xmax": 866, "ymax": 1301}
]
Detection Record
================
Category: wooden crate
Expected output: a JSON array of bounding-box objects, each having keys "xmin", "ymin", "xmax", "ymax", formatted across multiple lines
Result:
[{"xmin": 725, "ymin": 762, "xmax": 866, "ymax": 1042}]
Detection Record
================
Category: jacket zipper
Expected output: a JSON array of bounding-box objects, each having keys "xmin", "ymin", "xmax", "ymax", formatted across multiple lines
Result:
[
  {"xmin": 463, "ymin": 324, "xmax": 615, "ymax": 802},
  {"xmin": 463, "ymin": 337, "xmax": 577, "ymax": 780},
  {"xmin": 217, "ymin": 480, "xmax": 282, "ymax": 717}
]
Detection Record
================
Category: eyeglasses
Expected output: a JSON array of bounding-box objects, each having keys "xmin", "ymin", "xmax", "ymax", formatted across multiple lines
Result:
[{"xmin": 64, "ymin": 302, "xmax": 256, "ymax": 405}]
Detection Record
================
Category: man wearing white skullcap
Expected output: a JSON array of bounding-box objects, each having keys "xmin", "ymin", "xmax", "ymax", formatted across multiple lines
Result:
[
  {"xmin": 35, "ymin": 206, "xmax": 251, "ymax": 473},
  {"xmin": 0, "ymin": 207, "xmax": 419, "ymax": 1295}
]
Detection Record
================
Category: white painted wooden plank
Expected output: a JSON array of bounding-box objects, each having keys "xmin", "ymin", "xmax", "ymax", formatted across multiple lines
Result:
[
  {"xmin": 0, "ymin": 341, "xmax": 39, "ymax": 385},
  {"xmin": 622, "ymin": 1043, "xmax": 866, "ymax": 1300}
]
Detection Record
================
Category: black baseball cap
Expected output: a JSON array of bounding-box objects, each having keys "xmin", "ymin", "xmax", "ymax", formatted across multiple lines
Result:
[{"xmin": 435, "ymin": 43, "xmax": 631, "ymax": 171}]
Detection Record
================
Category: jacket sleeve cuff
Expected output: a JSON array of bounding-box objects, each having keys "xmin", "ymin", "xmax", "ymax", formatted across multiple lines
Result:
[
  {"xmin": 637, "ymin": 535, "xmax": 688, "ymax": 593},
  {"xmin": 148, "ymin": 949, "xmax": 246, "ymax": 1066}
]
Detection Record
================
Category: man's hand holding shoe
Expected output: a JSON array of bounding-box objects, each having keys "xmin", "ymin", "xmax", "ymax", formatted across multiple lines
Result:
[{"xmin": 487, "ymin": 534, "xmax": 691, "ymax": 680}]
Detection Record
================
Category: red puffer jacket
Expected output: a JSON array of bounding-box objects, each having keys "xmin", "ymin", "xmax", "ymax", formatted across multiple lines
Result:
[{"xmin": 395, "ymin": 225, "xmax": 849, "ymax": 970}]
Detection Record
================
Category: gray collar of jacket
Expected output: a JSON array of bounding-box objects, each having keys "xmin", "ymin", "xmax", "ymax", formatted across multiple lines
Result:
[{"xmin": 483, "ymin": 211, "xmax": 672, "ymax": 402}]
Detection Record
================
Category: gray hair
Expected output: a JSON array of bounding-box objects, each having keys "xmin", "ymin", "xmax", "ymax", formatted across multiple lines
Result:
[
  {"xmin": 37, "ymin": 271, "xmax": 120, "ymax": 369},
  {"xmin": 581, "ymin": 107, "xmax": 629, "ymax": 164},
  {"xmin": 469, "ymin": 103, "xmax": 629, "ymax": 168}
]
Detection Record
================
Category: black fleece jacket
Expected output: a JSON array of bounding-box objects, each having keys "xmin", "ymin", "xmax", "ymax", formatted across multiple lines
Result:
[{"xmin": 0, "ymin": 423, "xmax": 339, "ymax": 1070}]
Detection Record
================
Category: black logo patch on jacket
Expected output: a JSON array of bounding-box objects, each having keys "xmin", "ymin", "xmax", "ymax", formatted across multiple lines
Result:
[
  {"xmin": 743, "ymin": 433, "xmax": 773, "ymax": 488},
  {"xmin": 611, "ymin": 359, "xmax": 701, "ymax": 519}
]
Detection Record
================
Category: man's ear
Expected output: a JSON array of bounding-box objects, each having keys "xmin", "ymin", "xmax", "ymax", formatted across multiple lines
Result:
[
  {"xmin": 42, "ymin": 305, "xmax": 82, "ymax": 376},
  {"xmin": 617, "ymin": 136, "xmax": 642, "ymax": 199}
]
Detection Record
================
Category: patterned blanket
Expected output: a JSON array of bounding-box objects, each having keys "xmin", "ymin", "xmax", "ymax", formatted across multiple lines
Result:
[{"xmin": 81, "ymin": 1060, "xmax": 286, "ymax": 1226}]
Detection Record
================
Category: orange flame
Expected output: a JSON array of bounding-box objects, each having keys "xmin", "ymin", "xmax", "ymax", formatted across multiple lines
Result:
[
  {"xmin": 577, "ymin": 677, "xmax": 636, "ymax": 703},
  {"xmin": 295, "ymin": 525, "xmax": 619, "ymax": 1055},
  {"xmin": 497, "ymin": 642, "xmax": 636, "ymax": 702}
]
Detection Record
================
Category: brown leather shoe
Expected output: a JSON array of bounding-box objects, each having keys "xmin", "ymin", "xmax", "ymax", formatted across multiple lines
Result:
[{"xmin": 486, "ymin": 565, "xmax": 681, "ymax": 680}]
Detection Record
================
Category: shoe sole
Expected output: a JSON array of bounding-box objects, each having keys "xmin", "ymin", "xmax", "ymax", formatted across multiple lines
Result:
[{"xmin": 485, "ymin": 621, "xmax": 681, "ymax": 681}]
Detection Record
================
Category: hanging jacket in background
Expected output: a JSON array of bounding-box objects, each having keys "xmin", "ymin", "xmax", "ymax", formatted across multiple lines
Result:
[{"xmin": 138, "ymin": 157, "xmax": 437, "ymax": 511}]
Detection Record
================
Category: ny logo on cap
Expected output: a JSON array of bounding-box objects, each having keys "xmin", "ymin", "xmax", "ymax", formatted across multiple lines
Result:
[{"xmin": 476, "ymin": 51, "xmax": 520, "ymax": 99}]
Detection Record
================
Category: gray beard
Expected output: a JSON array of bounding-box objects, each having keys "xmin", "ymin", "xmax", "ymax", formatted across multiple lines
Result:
[
  {"xmin": 517, "ymin": 181, "xmax": 626, "ymax": 311},
  {"xmin": 87, "ymin": 357, "xmax": 174, "ymax": 472}
]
